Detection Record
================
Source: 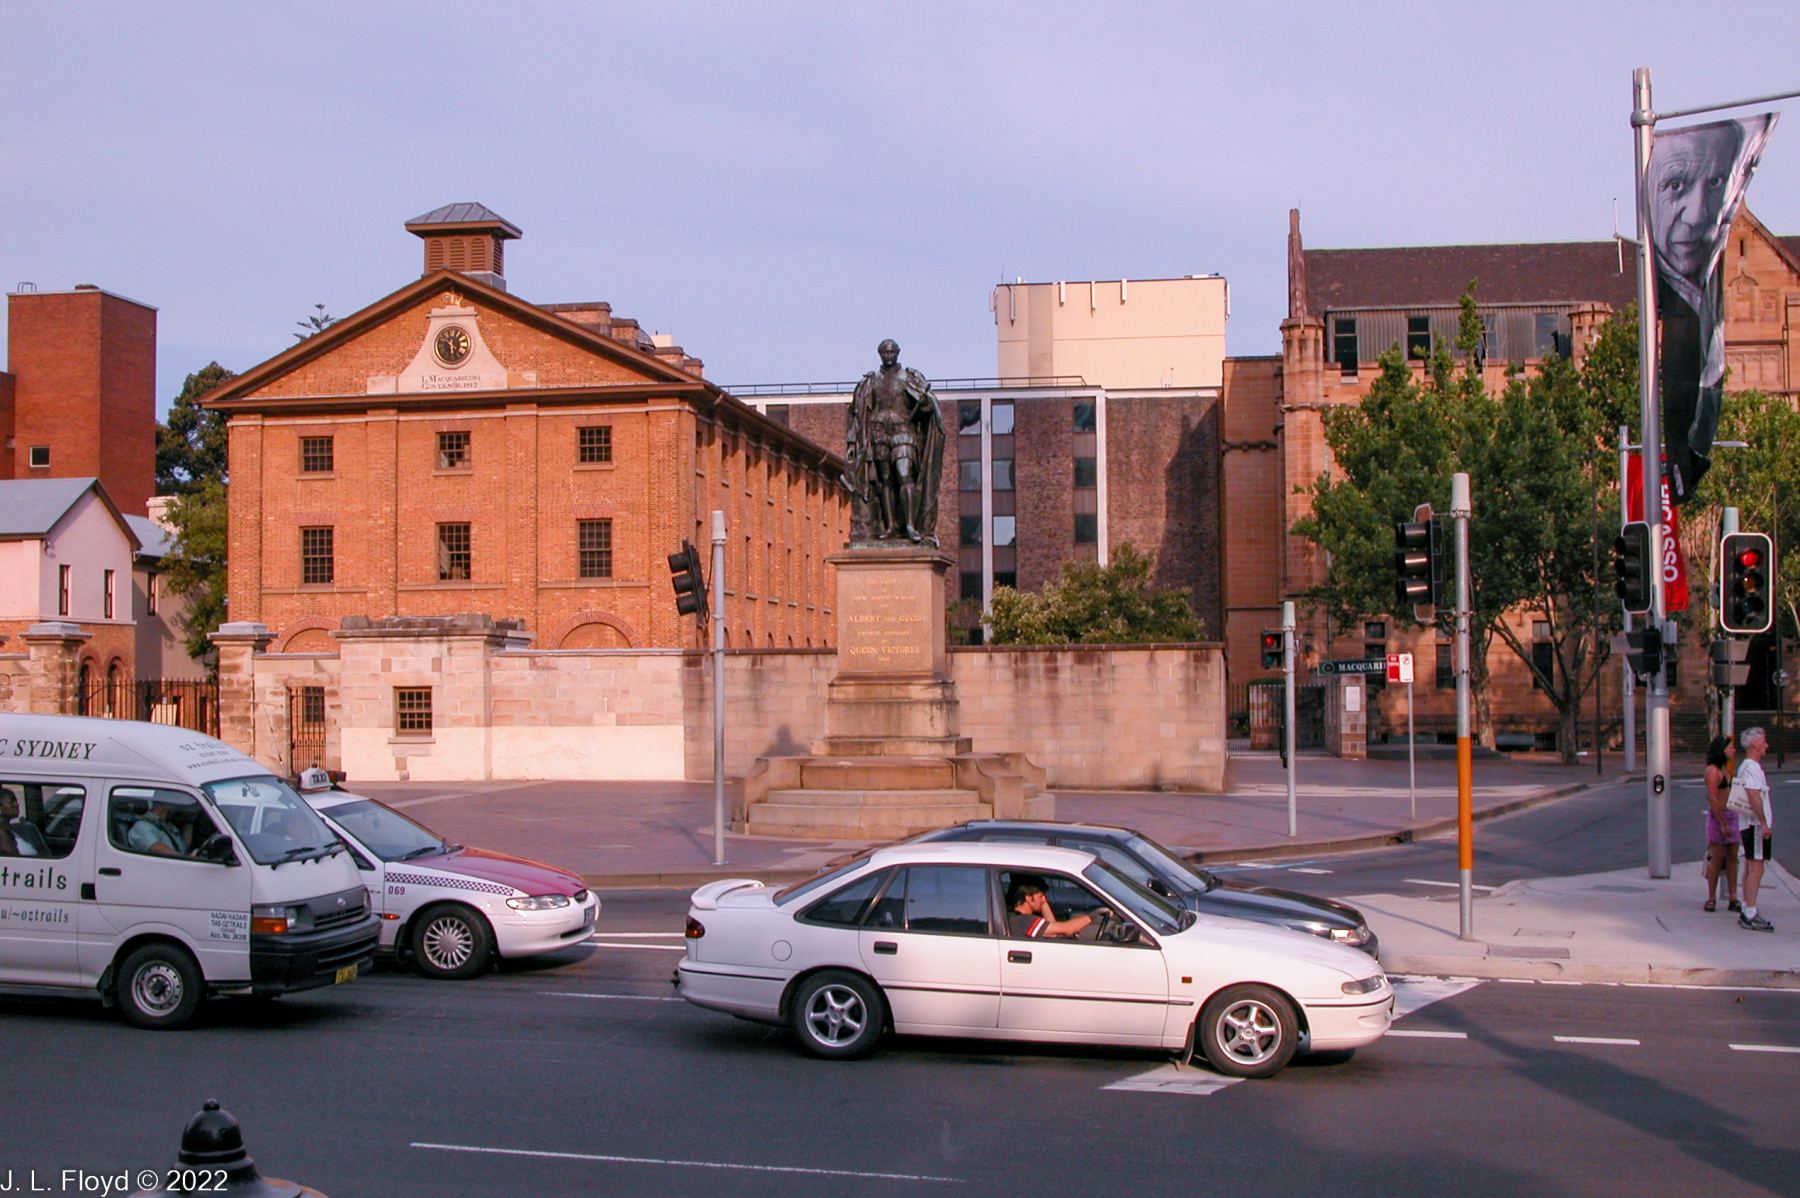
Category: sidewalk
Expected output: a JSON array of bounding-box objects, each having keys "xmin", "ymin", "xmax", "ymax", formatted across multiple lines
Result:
[
  {"xmin": 1357, "ymin": 859, "xmax": 1800, "ymax": 988},
  {"xmin": 345, "ymin": 751, "xmax": 1631, "ymax": 888}
]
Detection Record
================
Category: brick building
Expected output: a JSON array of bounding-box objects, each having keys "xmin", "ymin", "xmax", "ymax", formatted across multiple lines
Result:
[
  {"xmin": 201, "ymin": 205, "xmax": 850, "ymax": 661},
  {"xmin": 1223, "ymin": 208, "xmax": 1800, "ymax": 748},
  {"xmin": 736, "ymin": 276, "xmax": 1229, "ymax": 639}
]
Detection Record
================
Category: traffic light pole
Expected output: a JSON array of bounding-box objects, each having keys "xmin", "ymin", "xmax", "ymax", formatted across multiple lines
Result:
[
  {"xmin": 1722, "ymin": 507, "xmax": 1740, "ymax": 740},
  {"xmin": 1632, "ymin": 68, "xmax": 1672, "ymax": 880},
  {"xmin": 711, "ymin": 510, "xmax": 727, "ymax": 867},
  {"xmin": 1283, "ymin": 600, "xmax": 1297, "ymax": 838},
  {"xmin": 1452, "ymin": 472, "xmax": 1475, "ymax": 940}
]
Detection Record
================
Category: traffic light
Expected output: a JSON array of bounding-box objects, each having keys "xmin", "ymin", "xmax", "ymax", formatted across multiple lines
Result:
[
  {"xmin": 1394, "ymin": 520, "xmax": 1439, "ymax": 613},
  {"xmin": 1720, "ymin": 532, "xmax": 1774, "ymax": 634},
  {"xmin": 1625, "ymin": 625, "xmax": 1663, "ymax": 681},
  {"xmin": 667, "ymin": 540, "xmax": 709, "ymax": 620},
  {"xmin": 1260, "ymin": 630, "xmax": 1284, "ymax": 670},
  {"xmin": 1614, "ymin": 521, "xmax": 1653, "ymax": 614}
]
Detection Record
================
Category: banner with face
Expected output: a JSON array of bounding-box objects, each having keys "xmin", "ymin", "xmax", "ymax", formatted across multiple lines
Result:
[{"xmin": 1649, "ymin": 113, "xmax": 1776, "ymax": 505}]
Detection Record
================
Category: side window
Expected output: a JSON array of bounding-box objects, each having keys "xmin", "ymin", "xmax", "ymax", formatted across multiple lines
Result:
[
  {"xmin": 999, "ymin": 869, "xmax": 1109, "ymax": 937},
  {"xmin": 800, "ymin": 868, "xmax": 889, "ymax": 926},
  {"xmin": 107, "ymin": 787, "xmax": 223, "ymax": 861},
  {"xmin": 0, "ymin": 782, "xmax": 86, "ymax": 860},
  {"xmin": 902, "ymin": 865, "xmax": 991, "ymax": 936},
  {"xmin": 863, "ymin": 869, "xmax": 905, "ymax": 930},
  {"xmin": 1061, "ymin": 839, "xmax": 1159, "ymax": 891}
]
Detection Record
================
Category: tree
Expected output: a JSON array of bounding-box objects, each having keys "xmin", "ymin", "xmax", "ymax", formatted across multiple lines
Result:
[
  {"xmin": 156, "ymin": 362, "xmax": 233, "ymax": 496},
  {"xmin": 1292, "ymin": 290, "xmax": 1638, "ymax": 760},
  {"xmin": 155, "ymin": 363, "xmax": 236, "ymax": 661},
  {"xmin": 983, "ymin": 543, "xmax": 1209, "ymax": 645},
  {"xmin": 294, "ymin": 304, "xmax": 339, "ymax": 341},
  {"xmin": 1692, "ymin": 387, "xmax": 1800, "ymax": 662}
]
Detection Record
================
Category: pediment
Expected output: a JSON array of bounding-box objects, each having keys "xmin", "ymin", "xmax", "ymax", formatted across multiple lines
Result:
[{"xmin": 207, "ymin": 271, "xmax": 695, "ymax": 406}]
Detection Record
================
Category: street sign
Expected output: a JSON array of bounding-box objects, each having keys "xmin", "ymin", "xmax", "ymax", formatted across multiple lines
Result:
[
  {"xmin": 1387, "ymin": 652, "xmax": 1414, "ymax": 684},
  {"xmin": 1317, "ymin": 658, "xmax": 1387, "ymax": 676}
]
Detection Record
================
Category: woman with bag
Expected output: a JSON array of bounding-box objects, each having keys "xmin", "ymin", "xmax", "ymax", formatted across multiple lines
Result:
[{"xmin": 1703, "ymin": 735, "xmax": 1741, "ymax": 913}]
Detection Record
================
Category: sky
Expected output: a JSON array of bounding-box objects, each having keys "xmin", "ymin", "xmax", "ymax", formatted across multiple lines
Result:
[{"xmin": 4, "ymin": 1, "xmax": 1799, "ymax": 414}]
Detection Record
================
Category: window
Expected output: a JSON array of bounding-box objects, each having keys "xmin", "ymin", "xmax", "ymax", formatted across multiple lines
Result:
[
  {"xmin": 1074, "ymin": 513, "xmax": 1098, "ymax": 545},
  {"xmin": 395, "ymin": 688, "xmax": 433, "ymax": 734},
  {"xmin": 1436, "ymin": 643, "xmax": 1454, "ymax": 690},
  {"xmin": 301, "ymin": 527, "xmax": 335, "ymax": 585},
  {"xmin": 959, "ymin": 515, "xmax": 983, "ymax": 546},
  {"xmin": 1073, "ymin": 457, "xmax": 1097, "ymax": 488},
  {"xmin": 1000, "ymin": 870, "xmax": 1113, "ymax": 938},
  {"xmin": 58, "ymin": 565, "xmax": 70, "ymax": 616},
  {"xmin": 202, "ymin": 777, "xmax": 338, "ymax": 867},
  {"xmin": 958, "ymin": 400, "xmax": 982, "ymax": 432},
  {"xmin": 1364, "ymin": 622, "xmax": 1386, "ymax": 641},
  {"xmin": 992, "ymin": 516, "xmax": 1016, "ymax": 547},
  {"xmin": 300, "ymin": 436, "xmax": 334, "ymax": 473},
  {"xmin": 994, "ymin": 571, "xmax": 1017, "ymax": 590},
  {"xmin": 991, "ymin": 459, "xmax": 1015, "ymax": 491},
  {"xmin": 799, "ymin": 868, "xmax": 891, "ymax": 926},
  {"xmin": 990, "ymin": 402, "xmax": 1015, "ymax": 436},
  {"xmin": 322, "ymin": 799, "xmax": 448, "ymax": 863},
  {"xmin": 577, "ymin": 426, "xmax": 613, "ymax": 464},
  {"xmin": 959, "ymin": 460, "xmax": 982, "ymax": 492},
  {"xmin": 437, "ymin": 430, "xmax": 470, "ymax": 469},
  {"xmin": 1072, "ymin": 401, "xmax": 1097, "ymax": 433},
  {"xmin": 1532, "ymin": 641, "xmax": 1556, "ymax": 693},
  {"xmin": 1406, "ymin": 315, "xmax": 1432, "ymax": 360},
  {"xmin": 437, "ymin": 523, "xmax": 471, "ymax": 581},
  {"xmin": 145, "ymin": 572, "xmax": 158, "ymax": 616},
  {"xmin": 103, "ymin": 570, "xmax": 115, "ymax": 619},
  {"xmin": 0, "ymin": 781, "xmax": 85, "ymax": 859},
  {"xmin": 765, "ymin": 406, "xmax": 790, "ymax": 428},
  {"xmin": 578, "ymin": 519, "xmax": 613, "ymax": 579},
  {"xmin": 901, "ymin": 866, "xmax": 992, "ymax": 935},
  {"xmin": 28, "ymin": 445, "xmax": 49, "ymax": 468},
  {"xmin": 960, "ymin": 571, "xmax": 981, "ymax": 601},
  {"xmin": 1333, "ymin": 318, "xmax": 1358, "ymax": 374},
  {"xmin": 107, "ymin": 785, "xmax": 223, "ymax": 860},
  {"xmin": 1534, "ymin": 313, "xmax": 1566, "ymax": 359}
]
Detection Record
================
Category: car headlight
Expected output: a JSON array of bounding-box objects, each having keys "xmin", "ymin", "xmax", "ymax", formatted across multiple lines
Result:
[
  {"xmin": 1328, "ymin": 925, "xmax": 1373, "ymax": 946},
  {"xmin": 506, "ymin": 894, "xmax": 572, "ymax": 911},
  {"xmin": 1341, "ymin": 974, "xmax": 1387, "ymax": 995},
  {"xmin": 251, "ymin": 904, "xmax": 309, "ymax": 934}
]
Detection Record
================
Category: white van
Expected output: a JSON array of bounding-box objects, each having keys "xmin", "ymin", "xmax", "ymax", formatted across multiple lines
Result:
[{"xmin": 0, "ymin": 714, "xmax": 378, "ymax": 1029}]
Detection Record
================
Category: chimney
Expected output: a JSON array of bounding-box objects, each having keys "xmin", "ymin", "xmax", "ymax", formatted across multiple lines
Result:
[{"xmin": 405, "ymin": 204, "xmax": 522, "ymax": 292}]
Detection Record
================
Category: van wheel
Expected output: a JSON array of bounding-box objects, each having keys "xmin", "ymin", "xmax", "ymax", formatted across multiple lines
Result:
[
  {"xmin": 117, "ymin": 943, "xmax": 204, "ymax": 1030},
  {"xmin": 1197, "ymin": 984, "xmax": 1299, "ymax": 1078},
  {"xmin": 789, "ymin": 970, "xmax": 886, "ymax": 1059},
  {"xmin": 410, "ymin": 904, "xmax": 494, "ymax": 980}
]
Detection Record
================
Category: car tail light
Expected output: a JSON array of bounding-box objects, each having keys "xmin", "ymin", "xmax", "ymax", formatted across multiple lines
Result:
[{"xmin": 685, "ymin": 917, "xmax": 705, "ymax": 939}]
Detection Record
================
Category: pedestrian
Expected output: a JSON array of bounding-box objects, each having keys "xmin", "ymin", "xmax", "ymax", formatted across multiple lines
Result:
[
  {"xmin": 1731, "ymin": 727, "xmax": 1775, "ymax": 932},
  {"xmin": 1703, "ymin": 735, "xmax": 1741, "ymax": 913}
]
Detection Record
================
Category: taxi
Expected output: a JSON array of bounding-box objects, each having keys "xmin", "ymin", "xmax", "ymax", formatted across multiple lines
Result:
[
  {"xmin": 678, "ymin": 842, "xmax": 1391, "ymax": 1077},
  {"xmin": 297, "ymin": 773, "xmax": 598, "ymax": 979}
]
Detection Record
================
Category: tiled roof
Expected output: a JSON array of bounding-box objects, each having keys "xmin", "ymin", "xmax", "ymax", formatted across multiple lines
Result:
[
  {"xmin": 1304, "ymin": 240, "xmax": 1640, "ymax": 313},
  {"xmin": 404, "ymin": 203, "xmax": 521, "ymax": 237},
  {"xmin": 0, "ymin": 477, "xmax": 102, "ymax": 537},
  {"xmin": 124, "ymin": 513, "xmax": 174, "ymax": 559}
]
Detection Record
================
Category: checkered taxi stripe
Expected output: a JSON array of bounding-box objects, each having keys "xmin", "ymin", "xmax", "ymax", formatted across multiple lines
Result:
[{"xmin": 386, "ymin": 870, "xmax": 516, "ymax": 896}]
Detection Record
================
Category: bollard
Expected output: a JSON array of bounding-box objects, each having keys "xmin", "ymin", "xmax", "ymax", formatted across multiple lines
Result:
[{"xmin": 126, "ymin": 1100, "xmax": 328, "ymax": 1197}]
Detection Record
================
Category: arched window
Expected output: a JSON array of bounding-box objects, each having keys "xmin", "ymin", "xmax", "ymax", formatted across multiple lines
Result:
[
  {"xmin": 448, "ymin": 238, "xmax": 467, "ymax": 269},
  {"xmin": 77, "ymin": 660, "xmax": 93, "ymax": 716}
]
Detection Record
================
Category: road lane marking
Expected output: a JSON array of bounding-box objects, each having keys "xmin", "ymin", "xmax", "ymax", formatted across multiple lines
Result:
[
  {"xmin": 1405, "ymin": 878, "xmax": 1497, "ymax": 891},
  {"xmin": 1554, "ymin": 1036, "xmax": 1640, "ymax": 1045},
  {"xmin": 1104, "ymin": 1063, "xmax": 1243, "ymax": 1096},
  {"xmin": 588, "ymin": 940, "xmax": 687, "ymax": 951},
  {"xmin": 1386, "ymin": 1030, "xmax": 1468, "ymax": 1039},
  {"xmin": 1391, "ymin": 975, "xmax": 1481, "ymax": 1017},
  {"xmin": 1730, "ymin": 1043, "xmax": 1800, "ymax": 1054},
  {"xmin": 541, "ymin": 992, "xmax": 686, "ymax": 1002},
  {"xmin": 1288, "ymin": 867, "xmax": 1332, "ymax": 874},
  {"xmin": 587, "ymin": 931, "xmax": 685, "ymax": 937},
  {"xmin": 411, "ymin": 1142, "xmax": 961, "ymax": 1183}
]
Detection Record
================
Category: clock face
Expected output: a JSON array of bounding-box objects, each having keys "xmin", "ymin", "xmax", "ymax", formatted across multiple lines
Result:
[{"xmin": 435, "ymin": 325, "xmax": 472, "ymax": 367}]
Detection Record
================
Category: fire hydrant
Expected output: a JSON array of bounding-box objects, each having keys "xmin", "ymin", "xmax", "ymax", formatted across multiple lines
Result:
[{"xmin": 126, "ymin": 1100, "xmax": 328, "ymax": 1196}]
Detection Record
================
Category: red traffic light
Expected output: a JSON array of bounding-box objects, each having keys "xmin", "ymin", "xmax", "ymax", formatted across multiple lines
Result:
[{"xmin": 1739, "ymin": 548, "xmax": 1762, "ymax": 568}]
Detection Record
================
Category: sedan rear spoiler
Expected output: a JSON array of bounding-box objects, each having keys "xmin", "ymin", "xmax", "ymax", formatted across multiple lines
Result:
[{"xmin": 689, "ymin": 879, "xmax": 765, "ymax": 910}]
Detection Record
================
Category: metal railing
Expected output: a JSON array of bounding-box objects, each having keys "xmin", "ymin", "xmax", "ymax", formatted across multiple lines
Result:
[{"xmin": 76, "ymin": 678, "xmax": 219, "ymax": 737}]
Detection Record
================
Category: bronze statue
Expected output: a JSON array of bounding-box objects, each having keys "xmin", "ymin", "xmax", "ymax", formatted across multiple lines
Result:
[{"xmin": 845, "ymin": 339, "xmax": 944, "ymax": 545}]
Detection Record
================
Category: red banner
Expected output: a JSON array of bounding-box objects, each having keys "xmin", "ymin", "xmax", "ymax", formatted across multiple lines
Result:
[{"xmin": 1627, "ymin": 455, "xmax": 1690, "ymax": 611}]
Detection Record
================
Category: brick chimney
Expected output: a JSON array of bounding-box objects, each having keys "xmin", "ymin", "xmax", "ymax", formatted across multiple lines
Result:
[{"xmin": 405, "ymin": 204, "xmax": 522, "ymax": 292}]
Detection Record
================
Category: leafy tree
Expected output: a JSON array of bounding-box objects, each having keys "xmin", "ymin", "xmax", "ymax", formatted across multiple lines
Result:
[
  {"xmin": 1692, "ymin": 388, "xmax": 1800, "ymax": 650},
  {"xmin": 156, "ymin": 362, "xmax": 234, "ymax": 496},
  {"xmin": 983, "ymin": 543, "xmax": 1209, "ymax": 645},
  {"xmin": 294, "ymin": 303, "xmax": 339, "ymax": 341},
  {"xmin": 1293, "ymin": 290, "xmax": 1638, "ymax": 759},
  {"xmin": 155, "ymin": 363, "xmax": 236, "ymax": 661}
]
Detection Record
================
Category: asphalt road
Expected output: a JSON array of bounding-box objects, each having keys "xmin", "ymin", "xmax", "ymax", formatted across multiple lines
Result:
[{"xmin": 4, "ymin": 778, "xmax": 1797, "ymax": 1197}]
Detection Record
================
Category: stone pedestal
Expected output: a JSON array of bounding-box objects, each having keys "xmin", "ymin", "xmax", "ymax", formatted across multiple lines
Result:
[
  {"xmin": 741, "ymin": 544, "xmax": 1050, "ymax": 840},
  {"xmin": 21, "ymin": 622, "xmax": 91, "ymax": 715}
]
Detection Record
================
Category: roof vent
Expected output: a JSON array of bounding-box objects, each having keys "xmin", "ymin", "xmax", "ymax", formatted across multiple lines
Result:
[{"xmin": 405, "ymin": 204, "xmax": 522, "ymax": 292}]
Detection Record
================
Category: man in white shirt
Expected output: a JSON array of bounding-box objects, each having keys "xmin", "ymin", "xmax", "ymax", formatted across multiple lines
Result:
[{"xmin": 1736, "ymin": 727, "xmax": 1775, "ymax": 932}]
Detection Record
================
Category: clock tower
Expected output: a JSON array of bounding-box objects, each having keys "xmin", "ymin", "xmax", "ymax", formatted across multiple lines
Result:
[{"xmin": 404, "ymin": 203, "xmax": 522, "ymax": 292}]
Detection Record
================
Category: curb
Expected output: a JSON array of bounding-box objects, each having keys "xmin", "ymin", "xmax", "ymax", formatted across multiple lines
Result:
[
  {"xmin": 1183, "ymin": 781, "xmax": 1598, "ymax": 865},
  {"xmin": 1383, "ymin": 955, "xmax": 1800, "ymax": 990},
  {"xmin": 584, "ymin": 868, "xmax": 819, "ymax": 891}
]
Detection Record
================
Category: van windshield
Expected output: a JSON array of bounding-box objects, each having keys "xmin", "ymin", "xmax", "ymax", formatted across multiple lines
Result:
[
  {"xmin": 202, "ymin": 776, "xmax": 343, "ymax": 866},
  {"xmin": 319, "ymin": 799, "xmax": 449, "ymax": 863}
]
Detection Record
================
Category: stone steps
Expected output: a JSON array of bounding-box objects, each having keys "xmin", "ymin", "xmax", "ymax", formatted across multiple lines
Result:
[
  {"xmin": 800, "ymin": 757, "xmax": 958, "ymax": 790},
  {"xmin": 765, "ymin": 787, "xmax": 978, "ymax": 808},
  {"xmin": 747, "ymin": 799, "xmax": 994, "ymax": 840}
]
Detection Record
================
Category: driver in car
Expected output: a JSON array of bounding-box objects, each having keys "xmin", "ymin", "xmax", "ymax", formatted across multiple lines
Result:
[{"xmin": 1006, "ymin": 876, "xmax": 1111, "ymax": 939}]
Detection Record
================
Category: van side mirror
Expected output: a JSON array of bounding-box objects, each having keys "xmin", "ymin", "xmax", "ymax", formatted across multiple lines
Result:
[{"xmin": 197, "ymin": 833, "xmax": 239, "ymax": 866}]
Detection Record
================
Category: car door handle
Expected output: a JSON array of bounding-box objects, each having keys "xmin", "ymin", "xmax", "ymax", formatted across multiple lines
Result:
[
  {"xmin": 98, "ymin": 868, "xmax": 121, "ymax": 877},
  {"xmin": 873, "ymin": 941, "xmax": 898, "ymax": 955},
  {"xmin": 1008, "ymin": 950, "xmax": 1033, "ymax": 964}
]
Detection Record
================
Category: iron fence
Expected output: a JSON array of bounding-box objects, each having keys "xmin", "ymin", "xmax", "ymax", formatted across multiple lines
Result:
[{"xmin": 75, "ymin": 678, "xmax": 219, "ymax": 737}]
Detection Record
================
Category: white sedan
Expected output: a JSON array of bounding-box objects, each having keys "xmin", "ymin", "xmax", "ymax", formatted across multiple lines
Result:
[{"xmin": 677, "ymin": 843, "xmax": 1392, "ymax": 1077}]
